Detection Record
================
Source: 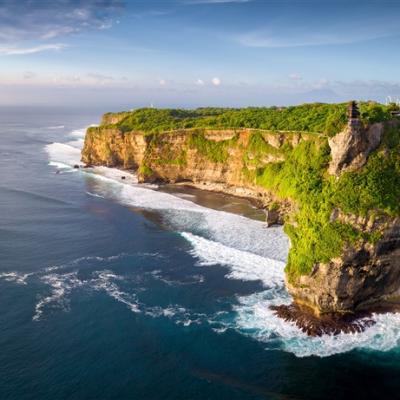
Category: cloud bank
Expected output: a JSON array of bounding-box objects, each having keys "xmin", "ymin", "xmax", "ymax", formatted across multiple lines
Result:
[{"xmin": 0, "ymin": 0, "xmax": 123, "ymax": 42}]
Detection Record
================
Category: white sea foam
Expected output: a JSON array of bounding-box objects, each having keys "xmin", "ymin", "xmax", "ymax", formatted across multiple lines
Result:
[
  {"xmin": 33, "ymin": 272, "xmax": 83, "ymax": 321},
  {"xmin": 182, "ymin": 232, "xmax": 285, "ymax": 286},
  {"xmin": 149, "ymin": 268, "xmax": 205, "ymax": 286},
  {"xmin": 47, "ymin": 125, "xmax": 65, "ymax": 130},
  {"xmin": 0, "ymin": 271, "xmax": 31, "ymax": 285},
  {"xmin": 68, "ymin": 128, "xmax": 87, "ymax": 138},
  {"xmin": 48, "ymin": 161, "xmax": 75, "ymax": 170},
  {"xmin": 231, "ymin": 291, "xmax": 400, "ymax": 357},
  {"xmin": 115, "ymin": 184, "xmax": 289, "ymax": 261},
  {"xmin": 91, "ymin": 271, "xmax": 140, "ymax": 313},
  {"xmin": 67, "ymin": 138, "xmax": 84, "ymax": 149},
  {"xmin": 45, "ymin": 142, "xmax": 83, "ymax": 167},
  {"xmin": 33, "ymin": 268, "xmax": 140, "ymax": 320},
  {"xmin": 45, "ymin": 125, "xmax": 94, "ymax": 168},
  {"xmin": 145, "ymin": 304, "xmax": 206, "ymax": 326},
  {"xmin": 86, "ymin": 191, "xmax": 105, "ymax": 199}
]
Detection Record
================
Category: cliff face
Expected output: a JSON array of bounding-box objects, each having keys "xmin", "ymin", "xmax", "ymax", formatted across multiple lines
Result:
[
  {"xmin": 285, "ymin": 120, "xmax": 400, "ymax": 315},
  {"xmin": 82, "ymin": 114, "xmax": 400, "ymax": 318},
  {"xmin": 82, "ymin": 127, "xmax": 313, "ymax": 219},
  {"xmin": 287, "ymin": 214, "xmax": 400, "ymax": 314}
]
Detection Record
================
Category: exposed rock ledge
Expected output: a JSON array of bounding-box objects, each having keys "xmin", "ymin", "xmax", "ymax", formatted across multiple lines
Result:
[{"xmin": 328, "ymin": 120, "xmax": 384, "ymax": 175}]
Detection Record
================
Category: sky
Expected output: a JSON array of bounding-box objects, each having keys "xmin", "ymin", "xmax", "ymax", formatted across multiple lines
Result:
[{"xmin": 1, "ymin": 0, "xmax": 400, "ymax": 109}]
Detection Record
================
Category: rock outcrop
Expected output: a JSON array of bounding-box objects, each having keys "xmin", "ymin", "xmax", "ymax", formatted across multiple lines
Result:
[
  {"xmin": 328, "ymin": 120, "xmax": 383, "ymax": 176},
  {"xmin": 287, "ymin": 214, "xmax": 400, "ymax": 315}
]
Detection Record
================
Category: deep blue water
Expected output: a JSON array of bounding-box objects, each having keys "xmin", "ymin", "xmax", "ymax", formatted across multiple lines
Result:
[{"xmin": 1, "ymin": 107, "xmax": 400, "ymax": 400}]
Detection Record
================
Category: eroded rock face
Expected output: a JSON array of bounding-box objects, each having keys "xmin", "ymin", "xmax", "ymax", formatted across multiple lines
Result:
[
  {"xmin": 81, "ymin": 128, "xmax": 148, "ymax": 168},
  {"xmin": 287, "ymin": 214, "xmax": 400, "ymax": 315},
  {"xmin": 328, "ymin": 121, "xmax": 383, "ymax": 176},
  {"xmin": 81, "ymin": 127, "xmax": 303, "ymax": 217}
]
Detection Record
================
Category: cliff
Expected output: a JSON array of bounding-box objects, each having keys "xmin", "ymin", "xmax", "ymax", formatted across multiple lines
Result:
[
  {"xmin": 81, "ymin": 126, "xmax": 312, "ymax": 222},
  {"xmin": 82, "ymin": 105, "xmax": 400, "ymax": 330}
]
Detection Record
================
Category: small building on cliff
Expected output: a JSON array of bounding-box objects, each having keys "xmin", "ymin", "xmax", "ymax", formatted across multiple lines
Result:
[{"xmin": 348, "ymin": 100, "xmax": 360, "ymax": 126}]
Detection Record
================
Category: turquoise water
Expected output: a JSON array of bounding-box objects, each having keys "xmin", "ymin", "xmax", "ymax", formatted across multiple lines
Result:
[{"xmin": 1, "ymin": 107, "xmax": 400, "ymax": 400}]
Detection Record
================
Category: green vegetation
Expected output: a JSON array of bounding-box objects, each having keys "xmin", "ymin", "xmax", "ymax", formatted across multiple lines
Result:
[
  {"xmin": 111, "ymin": 102, "xmax": 393, "ymax": 136},
  {"xmin": 255, "ymin": 125, "xmax": 400, "ymax": 281},
  {"xmin": 244, "ymin": 131, "xmax": 284, "ymax": 165},
  {"xmin": 188, "ymin": 130, "xmax": 237, "ymax": 163},
  {"xmin": 153, "ymin": 150, "xmax": 187, "ymax": 166},
  {"xmin": 334, "ymin": 128, "xmax": 400, "ymax": 217},
  {"xmin": 255, "ymin": 139, "xmax": 358, "ymax": 280},
  {"xmin": 146, "ymin": 134, "xmax": 188, "ymax": 167},
  {"xmin": 138, "ymin": 164, "xmax": 153, "ymax": 178}
]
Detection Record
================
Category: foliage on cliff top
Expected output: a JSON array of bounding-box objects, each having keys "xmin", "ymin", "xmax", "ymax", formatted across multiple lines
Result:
[
  {"xmin": 334, "ymin": 126, "xmax": 400, "ymax": 217},
  {"xmin": 111, "ymin": 102, "xmax": 393, "ymax": 136},
  {"xmin": 188, "ymin": 130, "xmax": 237, "ymax": 163},
  {"xmin": 256, "ymin": 124, "xmax": 400, "ymax": 281}
]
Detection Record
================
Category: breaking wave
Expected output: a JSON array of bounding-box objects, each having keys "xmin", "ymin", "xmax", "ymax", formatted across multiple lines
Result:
[{"xmin": 47, "ymin": 125, "xmax": 65, "ymax": 130}]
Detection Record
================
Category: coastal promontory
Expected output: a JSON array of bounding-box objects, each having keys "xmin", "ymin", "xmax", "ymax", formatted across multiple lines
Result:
[{"xmin": 82, "ymin": 102, "xmax": 400, "ymax": 333}]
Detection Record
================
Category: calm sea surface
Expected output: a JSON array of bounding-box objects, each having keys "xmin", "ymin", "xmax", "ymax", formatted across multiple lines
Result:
[{"xmin": 1, "ymin": 106, "xmax": 400, "ymax": 400}]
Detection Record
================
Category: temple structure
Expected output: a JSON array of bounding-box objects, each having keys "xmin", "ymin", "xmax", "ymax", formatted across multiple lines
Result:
[
  {"xmin": 348, "ymin": 100, "xmax": 360, "ymax": 127},
  {"xmin": 348, "ymin": 100, "xmax": 360, "ymax": 120}
]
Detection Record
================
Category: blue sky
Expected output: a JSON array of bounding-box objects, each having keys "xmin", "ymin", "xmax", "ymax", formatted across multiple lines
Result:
[{"xmin": 1, "ymin": 0, "xmax": 400, "ymax": 108}]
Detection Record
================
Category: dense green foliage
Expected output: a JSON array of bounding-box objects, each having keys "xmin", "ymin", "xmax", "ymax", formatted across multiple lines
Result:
[
  {"xmin": 255, "ymin": 125, "xmax": 400, "ymax": 281},
  {"xmin": 244, "ymin": 131, "xmax": 284, "ymax": 165},
  {"xmin": 188, "ymin": 130, "xmax": 237, "ymax": 163},
  {"xmin": 146, "ymin": 134, "xmax": 188, "ymax": 166},
  {"xmin": 334, "ymin": 127, "xmax": 400, "ymax": 217},
  {"xmin": 112, "ymin": 102, "xmax": 393, "ymax": 136},
  {"xmin": 255, "ymin": 140, "xmax": 359, "ymax": 280},
  {"xmin": 138, "ymin": 164, "xmax": 153, "ymax": 178}
]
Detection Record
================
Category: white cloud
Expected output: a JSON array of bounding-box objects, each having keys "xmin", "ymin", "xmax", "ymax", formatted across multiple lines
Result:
[
  {"xmin": 159, "ymin": 79, "xmax": 166, "ymax": 86},
  {"xmin": 41, "ymin": 27, "xmax": 76, "ymax": 40},
  {"xmin": 0, "ymin": 43, "xmax": 65, "ymax": 56},
  {"xmin": 212, "ymin": 77, "xmax": 221, "ymax": 86},
  {"xmin": 0, "ymin": 0, "xmax": 122, "ymax": 42},
  {"xmin": 196, "ymin": 79, "xmax": 205, "ymax": 86},
  {"xmin": 236, "ymin": 19, "xmax": 400, "ymax": 49},
  {"xmin": 289, "ymin": 73, "xmax": 302, "ymax": 81}
]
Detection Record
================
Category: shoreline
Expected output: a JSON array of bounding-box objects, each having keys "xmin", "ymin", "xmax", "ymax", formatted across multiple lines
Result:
[
  {"xmin": 83, "ymin": 162, "xmax": 288, "ymax": 225},
  {"xmin": 157, "ymin": 182, "xmax": 269, "ymax": 222},
  {"xmin": 153, "ymin": 179, "xmax": 288, "ymax": 226}
]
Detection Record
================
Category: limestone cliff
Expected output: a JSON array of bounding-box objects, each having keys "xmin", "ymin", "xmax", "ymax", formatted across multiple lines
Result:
[
  {"xmin": 328, "ymin": 120, "xmax": 384, "ymax": 176},
  {"xmin": 82, "ymin": 108, "xmax": 400, "ymax": 323},
  {"xmin": 82, "ymin": 127, "xmax": 312, "ymax": 222},
  {"xmin": 287, "ymin": 119, "xmax": 400, "ymax": 316}
]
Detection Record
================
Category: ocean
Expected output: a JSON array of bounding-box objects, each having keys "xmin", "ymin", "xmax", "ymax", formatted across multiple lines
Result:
[{"xmin": 1, "ymin": 106, "xmax": 400, "ymax": 400}]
